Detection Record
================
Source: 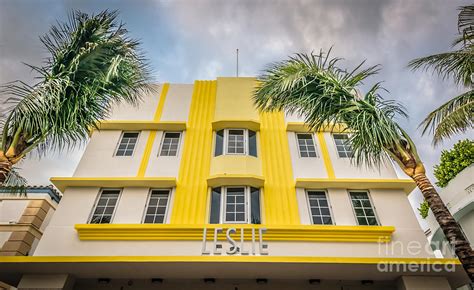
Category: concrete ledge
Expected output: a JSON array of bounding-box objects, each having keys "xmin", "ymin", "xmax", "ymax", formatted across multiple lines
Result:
[
  {"xmin": 212, "ymin": 120, "xmax": 260, "ymax": 131},
  {"xmin": 96, "ymin": 120, "xmax": 187, "ymax": 131},
  {"xmin": 50, "ymin": 177, "xmax": 177, "ymax": 192},
  {"xmin": 295, "ymin": 178, "xmax": 417, "ymax": 194},
  {"xmin": 207, "ymin": 174, "xmax": 265, "ymax": 188}
]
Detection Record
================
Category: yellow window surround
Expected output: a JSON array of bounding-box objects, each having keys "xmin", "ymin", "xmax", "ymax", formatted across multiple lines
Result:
[
  {"xmin": 207, "ymin": 174, "xmax": 265, "ymax": 188},
  {"xmin": 50, "ymin": 177, "xmax": 176, "ymax": 192},
  {"xmin": 212, "ymin": 120, "xmax": 260, "ymax": 131},
  {"xmin": 74, "ymin": 224, "xmax": 395, "ymax": 243},
  {"xmin": 295, "ymin": 178, "xmax": 416, "ymax": 194}
]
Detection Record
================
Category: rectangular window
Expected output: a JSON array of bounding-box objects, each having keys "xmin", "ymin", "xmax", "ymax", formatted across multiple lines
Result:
[
  {"xmin": 159, "ymin": 132, "xmax": 181, "ymax": 156},
  {"xmin": 297, "ymin": 133, "xmax": 317, "ymax": 157},
  {"xmin": 333, "ymin": 134, "xmax": 353, "ymax": 158},
  {"xmin": 350, "ymin": 191, "xmax": 379, "ymax": 225},
  {"xmin": 89, "ymin": 189, "xmax": 121, "ymax": 224},
  {"xmin": 307, "ymin": 190, "xmax": 333, "ymax": 225},
  {"xmin": 209, "ymin": 186, "xmax": 261, "ymax": 224},
  {"xmin": 224, "ymin": 187, "xmax": 247, "ymax": 223},
  {"xmin": 115, "ymin": 132, "xmax": 139, "ymax": 156},
  {"xmin": 143, "ymin": 189, "xmax": 170, "ymax": 223},
  {"xmin": 227, "ymin": 129, "xmax": 245, "ymax": 154},
  {"xmin": 215, "ymin": 129, "xmax": 257, "ymax": 157}
]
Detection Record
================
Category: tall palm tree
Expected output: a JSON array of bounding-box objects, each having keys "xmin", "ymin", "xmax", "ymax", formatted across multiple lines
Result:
[
  {"xmin": 0, "ymin": 10, "xmax": 151, "ymax": 186},
  {"xmin": 408, "ymin": 5, "xmax": 473, "ymax": 144},
  {"xmin": 253, "ymin": 50, "xmax": 474, "ymax": 281}
]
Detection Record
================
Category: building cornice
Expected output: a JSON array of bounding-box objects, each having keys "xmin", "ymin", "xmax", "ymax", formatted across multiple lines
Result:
[
  {"xmin": 50, "ymin": 177, "xmax": 177, "ymax": 192},
  {"xmin": 212, "ymin": 120, "xmax": 260, "ymax": 131},
  {"xmin": 207, "ymin": 174, "xmax": 265, "ymax": 188},
  {"xmin": 96, "ymin": 120, "xmax": 187, "ymax": 131},
  {"xmin": 295, "ymin": 178, "xmax": 416, "ymax": 194}
]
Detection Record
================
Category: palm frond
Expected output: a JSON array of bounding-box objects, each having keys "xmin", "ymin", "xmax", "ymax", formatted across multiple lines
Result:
[
  {"xmin": 0, "ymin": 10, "xmax": 152, "ymax": 161},
  {"xmin": 1, "ymin": 168, "xmax": 27, "ymax": 195},
  {"xmin": 254, "ymin": 51, "xmax": 409, "ymax": 167},
  {"xmin": 420, "ymin": 90, "xmax": 474, "ymax": 144},
  {"xmin": 408, "ymin": 50, "xmax": 473, "ymax": 87}
]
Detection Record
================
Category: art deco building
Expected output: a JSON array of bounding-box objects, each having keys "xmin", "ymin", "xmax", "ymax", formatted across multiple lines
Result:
[{"xmin": 0, "ymin": 77, "xmax": 469, "ymax": 289}]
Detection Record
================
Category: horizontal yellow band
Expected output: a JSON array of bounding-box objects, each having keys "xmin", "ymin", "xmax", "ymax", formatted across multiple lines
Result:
[
  {"xmin": 207, "ymin": 174, "xmax": 265, "ymax": 188},
  {"xmin": 97, "ymin": 120, "xmax": 186, "ymax": 131},
  {"xmin": 286, "ymin": 122, "xmax": 347, "ymax": 133},
  {"xmin": 74, "ymin": 224, "xmax": 394, "ymax": 243},
  {"xmin": 0, "ymin": 255, "xmax": 460, "ymax": 265},
  {"xmin": 295, "ymin": 178, "xmax": 416, "ymax": 194},
  {"xmin": 50, "ymin": 177, "xmax": 176, "ymax": 192},
  {"xmin": 212, "ymin": 120, "xmax": 260, "ymax": 131}
]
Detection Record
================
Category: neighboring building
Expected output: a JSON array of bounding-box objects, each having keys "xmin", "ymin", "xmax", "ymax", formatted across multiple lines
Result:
[
  {"xmin": 426, "ymin": 165, "xmax": 474, "ymax": 258},
  {"xmin": 0, "ymin": 186, "xmax": 60, "ymax": 288},
  {"xmin": 0, "ymin": 78, "xmax": 469, "ymax": 289}
]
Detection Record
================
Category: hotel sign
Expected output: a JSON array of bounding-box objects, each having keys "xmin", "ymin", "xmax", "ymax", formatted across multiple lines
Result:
[{"xmin": 201, "ymin": 227, "xmax": 268, "ymax": 255}]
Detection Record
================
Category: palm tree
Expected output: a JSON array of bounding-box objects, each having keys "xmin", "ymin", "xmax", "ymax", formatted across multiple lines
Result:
[
  {"xmin": 0, "ymin": 10, "xmax": 151, "ymax": 187},
  {"xmin": 253, "ymin": 50, "xmax": 474, "ymax": 281},
  {"xmin": 408, "ymin": 5, "xmax": 473, "ymax": 144}
]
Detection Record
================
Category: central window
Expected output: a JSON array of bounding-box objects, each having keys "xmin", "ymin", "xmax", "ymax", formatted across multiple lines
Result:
[
  {"xmin": 215, "ymin": 129, "xmax": 257, "ymax": 157},
  {"xmin": 209, "ymin": 186, "xmax": 261, "ymax": 224}
]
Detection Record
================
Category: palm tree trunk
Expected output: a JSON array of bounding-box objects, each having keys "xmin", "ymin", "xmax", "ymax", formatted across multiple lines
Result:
[
  {"xmin": 0, "ymin": 160, "xmax": 12, "ymax": 184},
  {"xmin": 412, "ymin": 173, "xmax": 474, "ymax": 281}
]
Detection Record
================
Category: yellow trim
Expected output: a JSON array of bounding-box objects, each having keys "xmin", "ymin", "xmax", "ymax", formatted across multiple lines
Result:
[
  {"xmin": 171, "ymin": 81, "xmax": 217, "ymax": 224},
  {"xmin": 50, "ymin": 177, "xmax": 176, "ymax": 192},
  {"xmin": 207, "ymin": 174, "xmax": 265, "ymax": 188},
  {"xmin": 210, "ymin": 155, "xmax": 262, "ymax": 177},
  {"xmin": 74, "ymin": 224, "xmax": 394, "ymax": 242},
  {"xmin": 97, "ymin": 120, "xmax": 186, "ymax": 131},
  {"xmin": 212, "ymin": 120, "xmax": 260, "ymax": 131},
  {"xmin": 260, "ymin": 112, "xmax": 300, "ymax": 225},
  {"xmin": 317, "ymin": 132, "xmax": 336, "ymax": 178},
  {"xmin": 153, "ymin": 83, "xmax": 170, "ymax": 121},
  {"xmin": 0, "ymin": 255, "xmax": 461, "ymax": 265},
  {"xmin": 137, "ymin": 83, "xmax": 170, "ymax": 177},
  {"xmin": 286, "ymin": 122, "xmax": 346, "ymax": 133},
  {"xmin": 295, "ymin": 178, "xmax": 417, "ymax": 194}
]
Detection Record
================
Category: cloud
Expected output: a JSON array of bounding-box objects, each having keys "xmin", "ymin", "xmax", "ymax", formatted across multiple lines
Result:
[{"xmin": 0, "ymin": 0, "xmax": 472, "ymax": 224}]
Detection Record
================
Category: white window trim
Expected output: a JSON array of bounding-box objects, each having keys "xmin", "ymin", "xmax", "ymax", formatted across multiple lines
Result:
[
  {"xmin": 296, "ymin": 133, "xmax": 319, "ymax": 158},
  {"xmin": 114, "ymin": 131, "xmax": 140, "ymax": 157},
  {"xmin": 220, "ymin": 186, "xmax": 254, "ymax": 224},
  {"xmin": 305, "ymin": 189, "xmax": 334, "ymax": 225},
  {"xmin": 158, "ymin": 131, "xmax": 182, "ymax": 157},
  {"xmin": 347, "ymin": 190, "xmax": 380, "ymax": 226},
  {"xmin": 224, "ymin": 128, "xmax": 248, "ymax": 156},
  {"xmin": 141, "ymin": 188, "xmax": 172, "ymax": 224},
  {"xmin": 88, "ymin": 188, "xmax": 123, "ymax": 224},
  {"xmin": 332, "ymin": 133, "xmax": 353, "ymax": 159}
]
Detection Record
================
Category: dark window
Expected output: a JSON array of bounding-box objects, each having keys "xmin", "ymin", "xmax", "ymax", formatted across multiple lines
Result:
[
  {"xmin": 333, "ymin": 134, "xmax": 353, "ymax": 158},
  {"xmin": 248, "ymin": 130, "xmax": 257, "ymax": 157},
  {"xmin": 215, "ymin": 130, "xmax": 224, "ymax": 156},
  {"xmin": 90, "ymin": 189, "xmax": 121, "ymax": 224},
  {"xmin": 209, "ymin": 187, "xmax": 221, "ymax": 224},
  {"xmin": 297, "ymin": 133, "xmax": 317, "ymax": 157},
  {"xmin": 160, "ymin": 132, "xmax": 181, "ymax": 156},
  {"xmin": 250, "ymin": 187, "xmax": 261, "ymax": 224},
  {"xmin": 350, "ymin": 191, "xmax": 378, "ymax": 225},
  {"xmin": 143, "ymin": 189, "xmax": 170, "ymax": 223},
  {"xmin": 115, "ymin": 132, "xmax": 139, "ymax": 156},
  {"xmin": 307, "ymin": 191, "xmax": 332, "ymax": 225}
]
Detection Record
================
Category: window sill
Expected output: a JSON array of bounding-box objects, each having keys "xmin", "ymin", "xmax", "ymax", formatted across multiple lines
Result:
[{"xmin": 74, "ymin": 224, "xmax": 394, "ymax": 243}]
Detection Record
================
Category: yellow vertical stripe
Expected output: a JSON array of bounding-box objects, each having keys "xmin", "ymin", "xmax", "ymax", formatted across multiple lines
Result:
[
  {"xmin": 137, "ymin": 83, "xmax": 170, "ymax": 177},
  {"xmin": 171, "ymin": 81, "xmax": 217, "ymax": 224},
  {"xmin": 260, "ymin": 112, "xmax": 300, "ymax": 225},
  {"xmin": 317, "ymin": 132, "xmax": 336, "ymax": 179}
]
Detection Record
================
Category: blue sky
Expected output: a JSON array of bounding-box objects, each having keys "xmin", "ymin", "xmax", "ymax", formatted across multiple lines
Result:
[{"xmin": 0, "ymin": 0, "xmax": 472, "ymax": 225}]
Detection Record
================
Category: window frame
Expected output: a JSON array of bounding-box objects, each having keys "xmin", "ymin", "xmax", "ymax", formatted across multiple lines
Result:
[
  {"xmin": 142, "ymin": 188, "xmax": 172, "ymax": 224},
  {"xmin": 224, "ymin": 128, "xmax": 248, "ymax": 155},
  {"xmin": 114, "ymin": 131, "xmax": 140, "ymax": 157},
  {"xmin": 296, "ymin": 133, "xmax": 318, "ymax": 158},
  {"xmin": 348, "ymin": 190, "xmax": 380, "ymax": 226},
  {"xmin": 158, "ymin": 131, "xmax": 182, "ymax": 157},
  {"xmin": 210, "ymin": 186, "xmax": 261, "ymax": 224},
  {"xmin": 88, "ymin": 188, "xmax": 122, "ymax": 224},
  {"xmin": 222, "ymin": 186, "xmax": 249, "ymax": 224},
  {"xmin": 305, "ymin": 189, "xmax": 334, "ymax": 225},
  {"xmin": 332, "ymin": 133, "xmax": 353, "ymax": 158}
]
